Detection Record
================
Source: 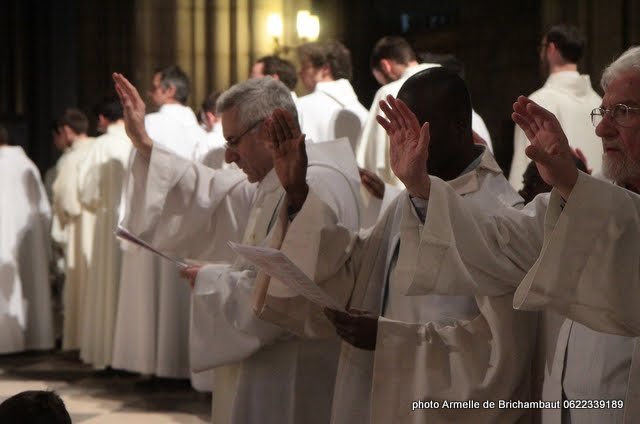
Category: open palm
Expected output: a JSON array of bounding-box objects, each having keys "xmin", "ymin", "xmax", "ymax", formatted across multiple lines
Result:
[
  {"xmin": 266, "ymin": 108, "xmax": 308, "ymax": 212},
  {"xmin": 512, "ymin": 96, "xmax": 578, "ymax": 196},
  {"xmin": 112, "ymin": 72, "xmax": 153, "ymax": 157},
  {"xmin": 377, "ymin": 95, "xmax": 431, "ymax": 198}
]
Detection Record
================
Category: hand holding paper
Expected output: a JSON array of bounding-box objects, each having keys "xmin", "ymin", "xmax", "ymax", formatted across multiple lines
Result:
[{"xmin": 228, "ymin": 241, "xmax": 345, "ymax": 312}]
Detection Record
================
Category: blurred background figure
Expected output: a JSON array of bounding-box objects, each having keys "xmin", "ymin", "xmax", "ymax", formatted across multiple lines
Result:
[
  {"xmin": 196, "ymin": 90, "xmax": 226, "ymax": 168},
  {"xmin": 250, "ymin": 55, "xmax": 299, "ymax": 96},
  {"xmin": 250, "ymin": 55, "xmax": 302, "ymax": 124},
  {"xmin": 113, "ymin": 66, "xmax": 211, "ymax": 391},
  {"xmin": 51, "ymin": 108, "xmax": 96, "ymax": 352},
  {"xmin": 296, "ymin": 40, "xmax": 368, "ymax": 149},
  {"xmin": 358, "ymin": 36, "xmax": 440, "ymax": 187},
  {"xmin": 0, "ymin": 124, "xmax": 54, "ymax": 353},
  {"xmin": 509, "ymin": 24, "xmax": 602, "ymax": 189},
  {"xmin": 77, "ymin": 96, "xmax": 132, "ymax": 370}
]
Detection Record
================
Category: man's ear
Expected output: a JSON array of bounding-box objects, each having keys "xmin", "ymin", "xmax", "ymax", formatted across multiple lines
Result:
[
  {"xmin": 165, "ymin": 83, "xmax": 177, "ymax": 99},
  {"xmin": 546, "ymin": 41, "xmax": 557, "ymax": 54},
  {"xmin": 61, "ymin": 125, "xmax": 74, "ymax": 146},
  {"xmin": 546, "ymin": 41, "xmax": 562, "ymax": 62},
  {"xmin": 379, "ymin": 58, "xmax": 393, "ymax": 75},
  {"xmin": 320, "ymin": 64, "xmax": 333, "ymax": 80},
  {"xmin": 205, "ymin": 111, "xmax": 218, "ymax": 125}
]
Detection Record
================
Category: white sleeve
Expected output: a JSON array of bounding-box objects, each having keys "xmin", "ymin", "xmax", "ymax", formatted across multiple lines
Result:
[
  {"xmin": 514, "ymin": 172, "xmax": 640, "ymax": 336},
  {"xmin": 190, "ymin": 264, "xmax": 288, "ymax": 372},
  {"xmin": 120, "ymin": 144, "xmax": 253, "ymax": 256},
  {"xmin": 402, "ymin": 176, "xmax": 546, "ymax": 297}
]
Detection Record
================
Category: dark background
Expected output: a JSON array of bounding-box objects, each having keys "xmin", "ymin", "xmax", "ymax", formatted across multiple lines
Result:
[{"xmin": 2, "ymin": 0, "xmax": 639, "ymax": 176}]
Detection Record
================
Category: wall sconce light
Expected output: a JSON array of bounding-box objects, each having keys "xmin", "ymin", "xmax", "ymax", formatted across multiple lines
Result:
[
  {"xmin": 296, "ymin": 11, "xmax": 320, "ymax": 41},
  {"xmin": 267, "ymin": 13, "xmax": 283, "ymax": 40},
  {"xmin": 268, "ymin": 10, "xmax": 320, "ymax": 55}
]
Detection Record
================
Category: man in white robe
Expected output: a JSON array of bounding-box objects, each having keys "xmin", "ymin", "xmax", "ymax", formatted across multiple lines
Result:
[
  {"xmin": 297, "ymin": 39, "xmax": 402, "ymax": 229},
  {"xmin": 112, "ymin": 65, "xmax": 210, "ymax": 381},
  {"xmin": 509, "ymin": 24, "xmax": 602, "ymax": 189},
  {"xmin": 77, "ymin": 97, "xmax": 133, "ymax": 368},
  {"xmin": 0, "ymin": 125, "xmax": 54, "ymax": 353},
  {"xmin": 357, "ymin": 37, "xmax": 493, "ymax": 188},
  {"xmin": 253, "ymin": 68, "xmax": 537, "ymax": 424},
  {"xmin": 195, "ymin": 91, "xmax": 226, "ymax": 168},
  {"xmin": 51, "ymin": 108, "xmax": 96, "ymax": 350},
  {"xmin": 44, "ymin": 123, "xmax": 70, "ymax": 345},
  {"xmin": 402, "ymin": 46, "xmax": 640, "ymax": 423},
  {"xmin": 296, "ymin": 40, "xmax": 368, "ymax": 149},
  {"xmin": 144, "ymin": 65, "xmax": 205, "ymax": 159},
  {"xmin": 113, "ymin": 73, "xmax": 360, "ymax": 423}
]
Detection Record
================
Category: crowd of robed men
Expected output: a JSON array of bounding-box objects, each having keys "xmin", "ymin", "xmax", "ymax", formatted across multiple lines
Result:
[
  {"xmin": 2, "ymin": 24, "xmax": 640, "ymax": 424},
  {"xmin": 112, "ymin": 27, "xmax": 640, "ymax": 424}
]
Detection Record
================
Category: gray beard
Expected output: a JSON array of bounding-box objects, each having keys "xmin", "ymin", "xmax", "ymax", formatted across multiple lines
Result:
[{"xmin": 602, "ymin": 152, "xmax": 640, "ymax": 184}]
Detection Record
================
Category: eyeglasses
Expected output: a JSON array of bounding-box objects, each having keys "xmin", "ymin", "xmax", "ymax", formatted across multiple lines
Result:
[
  {"xmin": 591, "ymin": 104, "xmax": 640, "ymax": 127},
  {"xmin": 224, "ymin": 119, "xmax": 263, "ymax": 150}
]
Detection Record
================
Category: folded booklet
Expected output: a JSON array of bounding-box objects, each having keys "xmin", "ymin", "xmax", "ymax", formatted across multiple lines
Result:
[
  {"xmin": 228, "ymin": 241, "xmax": 345, "ymax": 311},
  {"xmin": 115, "ymin": 226, "xmax": 189, "ymax": 268}
]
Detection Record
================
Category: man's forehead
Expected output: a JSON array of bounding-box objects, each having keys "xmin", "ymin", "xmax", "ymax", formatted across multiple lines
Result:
[{"xmin": 220, "ymin": 107, "xmax": 241, "ymax": 134}]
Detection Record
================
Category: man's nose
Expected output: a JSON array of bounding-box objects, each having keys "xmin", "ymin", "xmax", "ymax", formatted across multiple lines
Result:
[
  {"xmin": 224, "ymin": 148, "xmax": 237, "ymax": 164},
  {"xmin": 595, "ymin": 116, "xmax": 617, "ymax": 139}
]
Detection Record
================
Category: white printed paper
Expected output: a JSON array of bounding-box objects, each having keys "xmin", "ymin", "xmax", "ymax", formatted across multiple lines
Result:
[
  {"xmin": 115, "ymin": 226, "xmax": 188, "ymax": 268},
  {"xmin": 228, "ymin": 241, "xmax": 345, "ymax": 311}
]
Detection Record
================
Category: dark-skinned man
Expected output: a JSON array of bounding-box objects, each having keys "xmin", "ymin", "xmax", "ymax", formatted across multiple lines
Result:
[
  {"xmin": 252, "ymin": 67, "xmax": 537, "ymax": 423},
  {"xmin": 383, "ymin": 46, "xmax": 640, "ymax": 423}
]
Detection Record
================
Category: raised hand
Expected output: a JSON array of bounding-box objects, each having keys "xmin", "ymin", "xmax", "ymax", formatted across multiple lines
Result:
[
  {"xmin": 323, "ymin": 307, "xmax": 378, "ymax": 351},
  {"xmin": 377, "ymin": 95, "xmax": 431, "ymax": 199},
  {"xmin": 359, "ymin": 167, "xmax": 385, "ymax": 199},
  {"xmin": 266, "ymin": 108, "xmax": 308, "ymax": 214},
  {"xmin": 112, "ymin": 72, "xmax": 153, "ymax": 158},
  {"xmin": 512, "ymin": 96, "xmax": 579, "ymax": 198}
]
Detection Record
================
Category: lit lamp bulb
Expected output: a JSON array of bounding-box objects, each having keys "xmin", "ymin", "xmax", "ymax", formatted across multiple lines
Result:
[
  {"xmin": 296, "ymin": 11, "xmax": 320, "ymax": 41},
  {"xmin": 306, "ymin": 15, "xmax": 320, "ymax": 41},
  {"xmin": 267, "ymin": 13, "xmax": 283, "ymax": 40}
]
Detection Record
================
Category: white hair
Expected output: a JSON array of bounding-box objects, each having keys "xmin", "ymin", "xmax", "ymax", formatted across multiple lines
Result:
[
  {"xmin": 601, "ymin": 46, "xmax": 640, "ymax": 90},
  {"xmin": 216, "ymin": 77, "xmax": 297, "ymax": 128}
]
